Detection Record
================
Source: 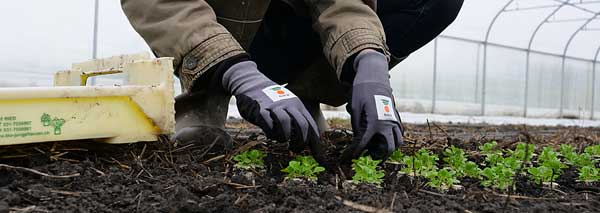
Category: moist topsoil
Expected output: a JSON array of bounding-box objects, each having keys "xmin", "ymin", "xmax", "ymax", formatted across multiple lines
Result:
[{"xmin": 0, "ymin": 122, "xmax": 599, "ymax": 212}]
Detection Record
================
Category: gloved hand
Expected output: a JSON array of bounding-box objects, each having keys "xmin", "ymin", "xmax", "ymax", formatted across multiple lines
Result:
[
  {"xmin": 222, "ymin": 61, "xmax": 325, "ymax": 159},
  {"xmin": 342, "ymin": 50, "xmax": 404, "ymax": 162}
]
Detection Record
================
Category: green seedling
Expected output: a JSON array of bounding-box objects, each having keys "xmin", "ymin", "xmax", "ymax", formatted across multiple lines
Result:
[
  {"xmin": 528, "ymin": 166, "xmax": 553, "ymax": 185},
  {"xmin": 387, "ymin": 149, "xmax": 405, "ymax": 164},
  {"xmin": 528, "ymin": 147, "xmax": 567, "ymax": 185},
  {"xmin": 539, "ymin": 147, "xmax": 567, "ymax": 175},
  {"xmin": 464, "ymin": 161, "xmax": 482, "ymax": 178},
  {"xmin": 282, "ymin": 156, "xmax": 325, "ymax": 181},
  {"xmin": 233, "ymin": 149, "xmax": 266, "ymax": 170},
  {"xmin": 560, "ymin": 144, "xmax": 579, "ymax": 165},
  {"xmin": 539, "ymin": 147, "xmax": 559, "ymax": 163},
  {"xmin": 426, "ymin": 168, "xmax": 459, "ymax": 192},
  {"xmin": 578, "ymin": 166, "xmax": 600, "ymax": 183},
  {"xmin": 480, "ymin": 141, "xmax": 502, "ymax": 155},
  {"xmin": 352, "ymin": 156, "xmax": 385, "ymax": 186},
  {"xmin": 480, "ymin": 141, "xmax": 504, "ymax": 166},
  {"xmin": 584, "ymin": 145, "xmax": 600, "ymax": 157},
  {"xmin": 401, "ymin": 148, "xmax": 439, "ymax": 177},
  {"xmin": 574, "ymin": 153, "xmax": 595, "ymax": 168},
  {"xmin": 560, "ymin": 144, "xmax": 595, "ymax": 167},
  {"xmin": 509, "ymin": 143, "xmax": 535, "ymax": 163},
  {"xmin": 443, "ymin": 146, "xmax": 480, "ymax": 178},
  {"xmin": 481, "ymin": 163, "xmax": 515, "ymax": 191},
  {"xmin": 502, "ymin": 156, "xmax": 522, "ymax": 171}
]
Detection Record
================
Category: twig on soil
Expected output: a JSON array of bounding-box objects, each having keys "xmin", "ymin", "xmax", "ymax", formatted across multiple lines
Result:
[
  {"xmin": 91, "ymin": 167, "xmax": 106, "ymax": 176},
  {"xmin": 34, "ymin": 147, "xmax": 46, "ymax": 154},
  {"xmin": 389, "ymin": 192, "xmax": 397, "ymax": 211},
  {"xmin": 203, "ymin": 155, "xmax": 225, "ymax": 164},
  {"xmin": 171, "ymin": 143, "xmax": 194, "ymax": 153},
  {"xmin": 493, "ymin": 193, "xmax": 558, "ymax": 200},
  {"xmin": 9, "ymin": 206, "xmax": 49, "ymax": 213},
  {"xmin": 222, "ymin": 179, "xmax": 261, "ymax": 189},
  {"xmin": 197, "ymin": 136, "xmax": 221, "ymax": 160},
  {"xmin": 110, "ymin": 157, "xmax": 131, "ymax": 170},
  {"xmin": 135, "ymin": 191, "xmax": 143, "ymax": 211},
  {"xmin": 0, "ymin": 164, "xmax": 80, "ymax": 179},
  {"xmin": 49, "ymin": 189, "xmax": 86, "ymax": 197},
  {"xmin": 418, "ymin": 189, "xmax": 446, "ymax": 197},
  {"xmin": 548, "ymin": 187, "xmax": 567, "ymax": 196},
  {"xmin": 50, "ymin": 152, "xmax": 69, "ymax": 161},
  {"xmin": 234, "ymin": 194, "xmax": 249, "ymax": 206},
  {"xmin": 335, "ymin": 196, "xmax": 392, "ymax": 213}
]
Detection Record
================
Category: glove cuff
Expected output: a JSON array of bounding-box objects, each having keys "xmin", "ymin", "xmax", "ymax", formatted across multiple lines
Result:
[
  {"xmin": 222, "ymin": 60, "xmax": 274, "ymax": 96},
  {"xmin": 353, "ymin": 50, "xmax": 390, "ymax": 86}
]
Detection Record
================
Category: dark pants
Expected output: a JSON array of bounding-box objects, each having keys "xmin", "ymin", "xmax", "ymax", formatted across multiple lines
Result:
[{"xmin": 250, "ymin": 0, "xmax": 463, "ymax": 106}]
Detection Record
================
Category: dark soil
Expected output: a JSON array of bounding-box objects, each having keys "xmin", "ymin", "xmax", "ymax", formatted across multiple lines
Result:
[{"xmin": 1, "ymin": 122, "xmax": 599, "ymax": 212}]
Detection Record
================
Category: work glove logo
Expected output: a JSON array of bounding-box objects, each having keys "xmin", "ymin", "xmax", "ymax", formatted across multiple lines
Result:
[
  {"xmin": 374, "ymin": 95, "xmax": 397, "ymax": 121},
  {"xmin": 262, "ymin": 85, "xmax": 297, "ymax": 102}
]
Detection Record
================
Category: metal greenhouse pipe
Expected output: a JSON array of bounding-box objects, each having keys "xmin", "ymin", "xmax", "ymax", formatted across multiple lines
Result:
[
  {"xmin": 592, "ymin": 47, "xmax": 600, "ymax": 119},
  {"xmin": 559, "ymin": 12, "xmax": 600, "ymax": 118},
  {"xmin": 482, "ymin": 0, "xmax": 514, "ymax": 116},
  {"xmin": 432, "ymin": 38, "xmax": 438, "ymax": 113},
  {"xmin": 524, "ymin": 2, "xmax": 567, "ymax": 117}
]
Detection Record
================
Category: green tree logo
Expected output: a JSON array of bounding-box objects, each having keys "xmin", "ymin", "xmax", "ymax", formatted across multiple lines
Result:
[
  {"xmin": 40, "ymin": 113, "xmax": 66, "ymax": 135},
  {"xmin": 41, "ymin": 113, "xmax": 51, "ymax": 126},
  {"xmin": 51, "ymin": 118, "xmax": 66, "ymax": 135}
]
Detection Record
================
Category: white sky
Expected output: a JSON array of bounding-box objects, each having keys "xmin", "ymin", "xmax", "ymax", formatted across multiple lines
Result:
[{"xmin": 0, "ymin": 0, "xmax": 599, "ymax": 86}]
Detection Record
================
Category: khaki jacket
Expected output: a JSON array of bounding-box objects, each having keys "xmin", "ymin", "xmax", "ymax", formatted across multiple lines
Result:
[{"xmin": 121, "ymin": 0, "xmax": 388, "ymax": 92}]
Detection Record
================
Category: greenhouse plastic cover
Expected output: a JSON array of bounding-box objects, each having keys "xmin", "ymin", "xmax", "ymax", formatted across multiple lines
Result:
[{"xmin": 1, "ymin": 0, "xmax": 599, "ymax": 120}]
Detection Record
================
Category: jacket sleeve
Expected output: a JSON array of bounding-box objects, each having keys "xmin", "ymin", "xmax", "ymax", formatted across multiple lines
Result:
[
  {"xmin": 303, "ymin": 0, "xmax": 389, "ymax": 79},
  {"xmin": 120, "ymin": 0, "xmax": 245, "ymax": 91}
]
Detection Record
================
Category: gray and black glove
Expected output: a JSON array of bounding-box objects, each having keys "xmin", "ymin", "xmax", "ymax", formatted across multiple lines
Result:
[
  {"xmin": 342, "ymin": 50, "xmax": 404, "ymax": 161},
  {"xmin": 222, "ymin": 61, "xmax": 325, "ymax": 158}
]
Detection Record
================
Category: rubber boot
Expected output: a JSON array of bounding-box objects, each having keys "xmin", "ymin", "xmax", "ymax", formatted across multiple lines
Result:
[{"xmin": 171, "ymin": 83, "xmax": 234, "ymax": 157}]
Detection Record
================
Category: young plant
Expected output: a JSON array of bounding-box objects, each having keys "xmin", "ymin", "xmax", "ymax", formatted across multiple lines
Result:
[
  {"xmin": 426, "ymin": 168, "xmax": 459, "ymax": 192},
  {"xmin": 574, "ymin": 153, "xmax": 595, "ymax": 168},
  {"xmin": 481, "ymin": 163, "xmax": 515, "ymax": 191},
  {"xmin": 464, "ymin": 161, "xmax": 482, "ymax": 178},
  {"xmin": 401, "ymin": 148, "xmax": 439, "ymax": 177},
  {"xmin": 527, "ymin": 166, "xmax": 553, "ymax": 185},
  {"xmin": 443, "ymin": 146, "xmax": 481, "ymax": 178},
  {"xmin": 352, "ymin": 156, "xmax": 385, "ymax": 185},
  {"xmin": 233, "ymin": 149, "xmax": 266, "ymax": 170},
  {"xmin": 584, "ymin": 145, "xmax": 600, "ymax": 157},
  {"xmin": 578, "ymin": 166, "xmax": 600, "ymax": 183},
  {"xmin": 502, "ymin": 156, "xmax": 522, "ymax": 171},
  {"xmin": 480, "ymin": 141, "xmax": 504, "ymax": 166},
  {"xmin": 387, "ymin": 149, "xmax": 405, "ymax": 164},
  {"xmin": 560, "ymin": 144, "xmax": 579, "ymax": 164},
  {"xmin": 481, "ymin": 162, "xmax": 515, "ymax": 191},
  {"xmin": 528, "ymin": 147, "xmax": 567, "ymax": 185},
  {"xmin": 509, "ymin": 143, "xmax": 536, "ymax": 163},
  {"xmin": 282, "ymin": 156, "xmax": 326, "ymax": 181}
]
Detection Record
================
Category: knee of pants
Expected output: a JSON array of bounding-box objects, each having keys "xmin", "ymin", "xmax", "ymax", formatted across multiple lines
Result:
[
  {"xmin": 379, "ymin": 0, "xmax": 464, "ymax": 58},
  {"xmin": 429, "ymin": 0, "xmax": 464, "ymax": 26}
]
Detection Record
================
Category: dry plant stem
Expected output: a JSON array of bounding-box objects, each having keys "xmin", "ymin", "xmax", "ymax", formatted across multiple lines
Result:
[
  {"xmin": 389, "ymin": 192, "xmax": 397, "ymax": 211},
  {"xmin": 426, "ymin": 119, "xmax": 433, "ymax": 143},
  {"xmin": 335, "ymin": 196, "xmax": 392, "ymax": 213},
  {"xmin": 431, "ymin": 122, "xmax": 449, "ymax": 138},
  {"xmin": 0, "ymin": 164, "xmax": 80, "ymax": 179}
]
